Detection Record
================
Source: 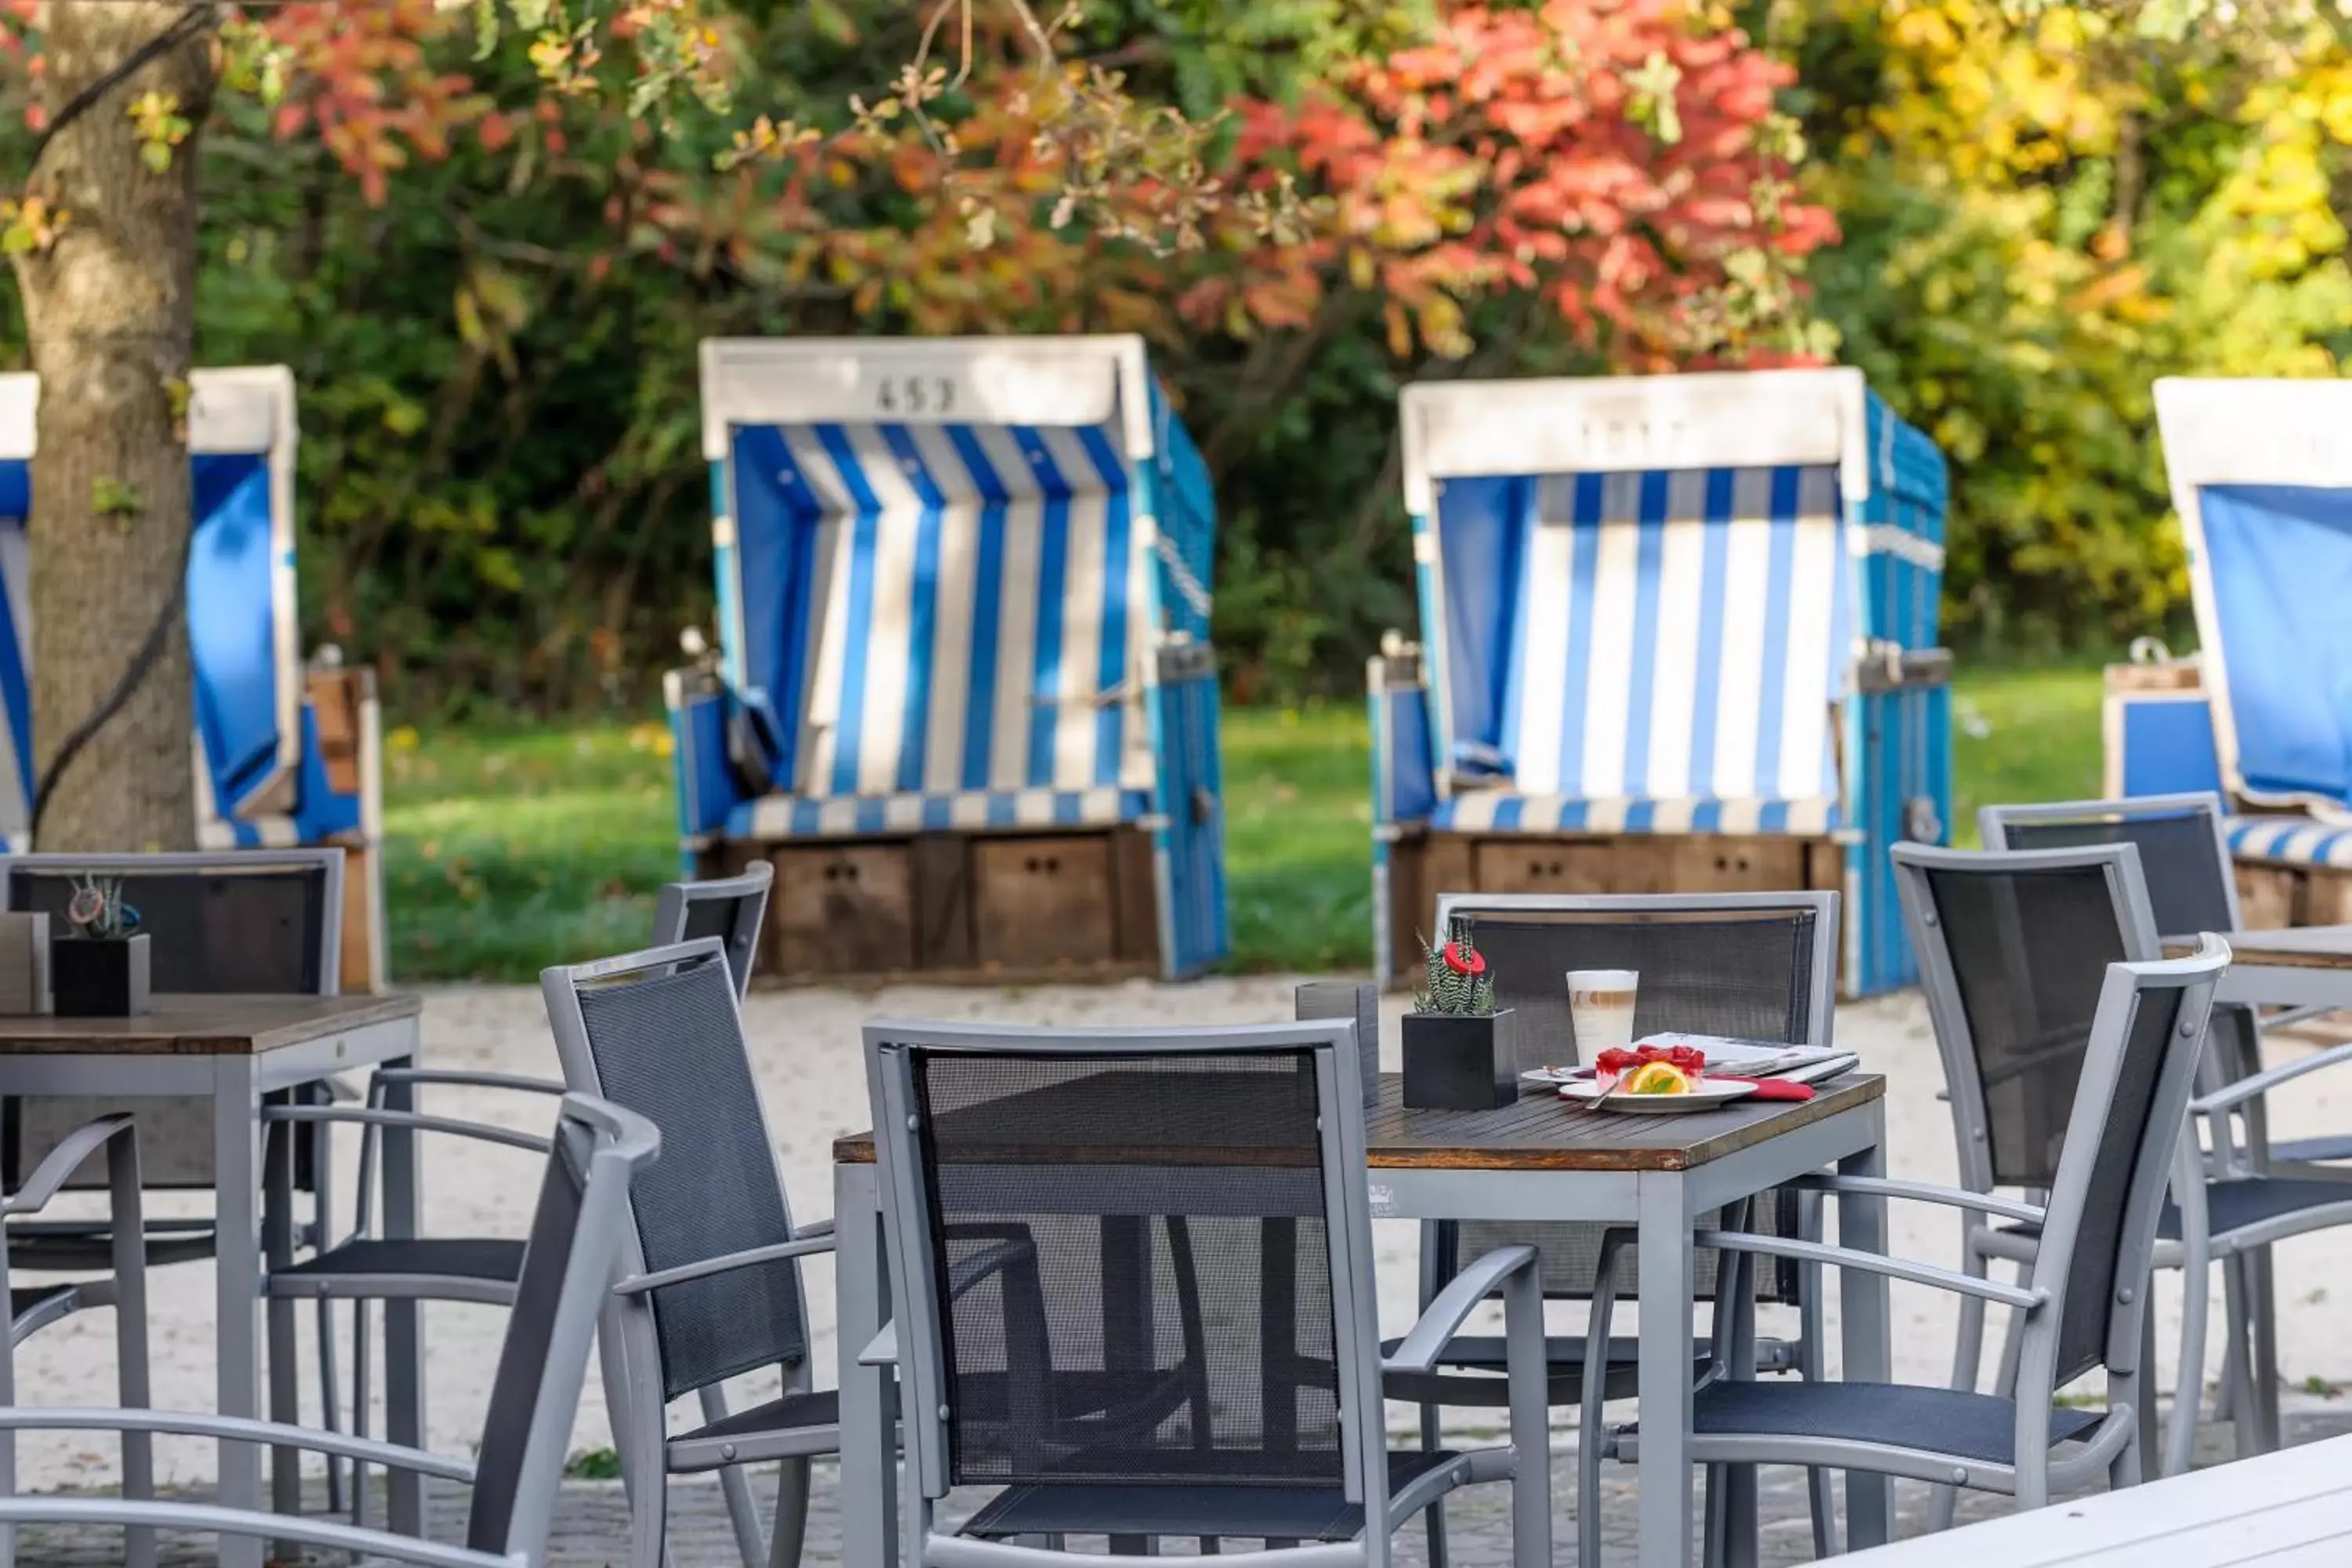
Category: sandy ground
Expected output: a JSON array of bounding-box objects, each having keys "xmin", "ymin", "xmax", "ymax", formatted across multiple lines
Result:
[{"xmin": 16, "ymin": 978, "xmax": 2352, "ymax": 1492}]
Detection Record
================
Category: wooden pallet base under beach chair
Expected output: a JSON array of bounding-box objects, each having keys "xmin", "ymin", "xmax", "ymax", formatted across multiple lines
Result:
[
  {"xmin": 1383, "ymin": 828, "xmax": 1847, "ymax": 987},
  {"xmin": 699, "ymin": 825, "xmax": 1165, "ymax": 985}
]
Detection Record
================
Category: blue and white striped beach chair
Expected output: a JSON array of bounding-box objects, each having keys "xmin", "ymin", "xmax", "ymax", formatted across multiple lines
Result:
[
  {"xmin": 666, "ymin": 336, "xmax": 1225, "ymax": 982},
  {"xmin": 2143, "ymin": 377, "xmax": 2352, "ymax": 885},
  {"xmin": 0, "ymin": 367, "xmax": 387, "ymax": 987},
  {"xmin": 1370, "ymin": 368, "xmax": 1952, "ymax": 996}
]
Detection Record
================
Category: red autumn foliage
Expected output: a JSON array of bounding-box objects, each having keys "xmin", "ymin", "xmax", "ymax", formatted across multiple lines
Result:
[{"xmin": 1191, "ymin": 0, "xmax": 1838, "ymax": 365}]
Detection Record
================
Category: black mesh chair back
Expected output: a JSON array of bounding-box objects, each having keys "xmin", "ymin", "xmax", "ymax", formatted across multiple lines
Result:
[
  {"xmin": 1980, "ymin": 796, "xmax": 2238, "ymax": 938},
  {"xmin": 1439, "ymin": 895, "xmax": 1834, "ymax": 1305},
  {"xmin": 2052, "ymin": 982, "xmax": 2191, "ymax": 1385},
  {"xmin": 467, "ymin": 1094, "xmax": 659, "ymax": 1559},
  {"xmin": 547, "ymin": 940, "xmax": 807, "ymax": 1400},
  {"xmin": 874, "ymin": 1026, "xmax": 1360, "ymax": 1493},
  {"xmin": 1895, "ymin": 844, "xmax": 2158, "ymax": 1194},
  {"xmin": 0, "ymin": 851, "xmax": 341, "ymax": 1190},
  {"xmin": 1981, "ymin": 796, "xmax": 2259, "ymax": 1096},
  {"xmin": 2018, "ymin": 940, "xmax": 2223, "ymax": 1404},
  {"xmin": 1462, "ymin": 906, "xmax": 1820, "ymax": 1075},
  {"xmin": 650, "ymin": 862, "xmax": 771, "ymax": 998}
]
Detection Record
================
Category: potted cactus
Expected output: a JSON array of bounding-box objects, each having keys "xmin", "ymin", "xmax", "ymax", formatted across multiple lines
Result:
[
  {"xmin": 52, "ymin": 875, "xmax": 150, "ymax": 1018},
  {"xmin": 1401, "ymin": 917, "xmax": 1519, "ymax": 1110}
]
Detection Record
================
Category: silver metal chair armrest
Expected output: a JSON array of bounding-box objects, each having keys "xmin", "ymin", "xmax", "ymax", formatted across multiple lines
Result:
[
  {"xmin": 0, "ymin": 1407, "xmax": 475, "ymax": 1483},
  {"xmin": 1692, "ymin": 1232, "xmax": 2046, "ymax": 1311},
  {"xmin": 1381, "ymin": 1243, "xmax": 1540, "ymax": 1374},
  {"xmin": 366, "ymin": 1068, "xmax": 567, "ymax": 1097},
  {"xmin": 794, "ymin": 1217, "xmax": 836, "ymax": 1240},
  {"xmin": 1788, "ymin": 1173, "xmax": 2047, "ymax": 1225},
  {"xmin": 0, "ymin": 1500, "xmax": 507, "ymax": 1568},
  {"xmin": 0, "ymin": 1113, "xmax": 137, "ymax": 1216},
  {"xmin": 612, "ymin": 1235, "xmax": 837, "ymax": 1296},
  {"xmin": 2265, "ymin": 1003, "xmax": 2342, "ymax": 1032},
  {"xmin": 2193, "ymin": 1040, "xmax": 2352, "ymax": 1116},
  {"xmin": 859, "ymin": 1323, "xmax": 898, "ymax": 1367},
  {"xmin": 263, "ymin": 1105, "xmax": 552, "ymax": 1156}
]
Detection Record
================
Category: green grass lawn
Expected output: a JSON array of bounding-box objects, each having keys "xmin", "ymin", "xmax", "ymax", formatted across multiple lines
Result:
[{"xmin": 384, "ymin": 667, "xmax": 2107, "ymax": 982}]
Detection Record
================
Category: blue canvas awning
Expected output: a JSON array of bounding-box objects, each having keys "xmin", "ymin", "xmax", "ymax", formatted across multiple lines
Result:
[
  {"xmin": 0, "ymin": 367, "xmax": 301, "ymax": 838},
  {"xmin": 2158, "ymin": 376, "xmax": 2352, "ymax": 818}
]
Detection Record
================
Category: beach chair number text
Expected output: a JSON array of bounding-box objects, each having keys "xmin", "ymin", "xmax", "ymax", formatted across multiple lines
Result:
[{"xmin": 873, "ymin": 375, "xmax": 959, "ymax": 416}]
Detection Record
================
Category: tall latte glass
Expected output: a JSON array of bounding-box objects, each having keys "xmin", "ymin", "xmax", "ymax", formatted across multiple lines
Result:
[{"xmin": 1565, "ymin": 970, "xmax": 1639, "ymax": 1062}]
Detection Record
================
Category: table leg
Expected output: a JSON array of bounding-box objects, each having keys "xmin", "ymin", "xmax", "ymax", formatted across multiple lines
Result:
[
  {"xmin": 213, "ymin": 1058, "xmax": 266, "ymax": 1568},
  {"xmin": 1637, "ymin": 1171, "xmax": 1697, "ymax": 1568},
  {"xmin": 1838, "ymin": 1132, "xmax": 1895, "ymax": 1549},
  {"xmin": 837, "ymin": 1160, "xmax": 899, "ymax": 1568},
  {"xmin": 380, "ymin": 1055, "xmax": 427, "ymax": 1538},
  {"xmin": 1721, "ymin": 1206, "xmax": 1762, "ymax": 1568}
]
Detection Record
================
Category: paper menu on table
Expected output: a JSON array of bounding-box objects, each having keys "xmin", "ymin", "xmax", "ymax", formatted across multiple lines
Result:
[{"xmin": 1634, "ymin": 1033, "xmax": 1845, "ymax": 1078}]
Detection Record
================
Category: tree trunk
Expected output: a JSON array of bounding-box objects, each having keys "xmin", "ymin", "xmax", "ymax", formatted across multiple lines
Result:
[{"xmin": 6, "ymin": 2, "xmax": 218, "ymax": 851}]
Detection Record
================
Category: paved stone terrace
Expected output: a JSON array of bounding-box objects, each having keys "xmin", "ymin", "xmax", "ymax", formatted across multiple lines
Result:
[{"xmin": 15, "ymin": 1409, "xmax": 2351, "ymax": 1565}]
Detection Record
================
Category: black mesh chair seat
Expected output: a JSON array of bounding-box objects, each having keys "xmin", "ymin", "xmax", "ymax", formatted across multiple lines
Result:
[
  {"xmin": 2268, "ymin": 1134, "xmax": 2352, "ymax": 1166},
  {"xmin": 962, "ymin": 1451, "xmax": 1463, "ymax": 1543},
  {"xmin": 1379, "ymin": 1334, "xmax": 1713, "ymax": 1406},
  {"xmin": 5, "ymin": 1218, "xmax": 218, "ymax": 1272},
  {"xmin": 274, "ymin": 1237, "xmax": 525, "ymax": 1288},
  {"xmin": 1996, "ymin": 1177, "xmax": 2352, "ymax": 1248},
  {"xmin": 1682, "ymin": 1381, "xmax": 2103, "ymax": 1467},
  {"xmin": 677, "ymin": 1390, "xmax": 839, "ymax": 1446},
  {"xmin": 2166, "ymin": 1178, "xmax": 2352, "ymax": 1240}
]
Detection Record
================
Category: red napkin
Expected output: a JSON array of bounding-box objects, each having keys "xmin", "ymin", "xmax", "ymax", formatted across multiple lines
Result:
[{"xmin": 1716, "ymin": 1076, "xmax": 1816, "ymax": 1102}]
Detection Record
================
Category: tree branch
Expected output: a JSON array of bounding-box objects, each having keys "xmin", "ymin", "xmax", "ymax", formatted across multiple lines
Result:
[{"xmin": 23, "ymin": 2, "xmax": 214, "ymax": 180}]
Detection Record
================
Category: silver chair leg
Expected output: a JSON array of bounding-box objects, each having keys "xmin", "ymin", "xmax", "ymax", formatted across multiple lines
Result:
[
  {"xmin": 1418, "ymin": 1401, "xmax": 1448, "ymax": 1568},
  {"xmin": 350, "ymin": 1299, "xmax": 372, "ymax": 1530},
  {"xmin": 307, "ymin": 1107, "xmax": 347, "ymax": 1515},
  {"xmin": 2222, "ymin": 1255, "xmax": 2257, "ymax": 1459},
  {"xmin": 1795, "ymin": 1191, "xmax": 1835, "ymax": 1557},
  {"xmin": 2136, "ymin": 1312, "xmax": 2161, "ymax": 1478},
  {"xmin": 695, "ymin": 1384, "xmax": 768, "ymax": 1568},
  {"xmin": 2249, "ymin": 1246, "xmax": 2282, "ymax": 1452},
  {"xmin": 1577, "ymin": 1403, "xmax": 1609, "ymax": 1568},
  {"xmin": 768, "ymin": 1457, "xmax": 811, "ymax": 1568},
  {"xmin": 107, "ymin": 1138, "xmax": 155, "ymax": 1568},
  {"xmin": 317, "ymin": 1296, "xmax": 346, "ymax": 1514},
  {"xmin": 2165, "ymin": 1250, "xmax": 2211, "ymax": 1479}
]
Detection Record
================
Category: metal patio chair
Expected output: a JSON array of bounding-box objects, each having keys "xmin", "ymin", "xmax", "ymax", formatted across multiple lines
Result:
[
  {"xmin": 543, "ymin": 936, "xmax": 835, "ymax": 1568},
  {"xmin": 1896, "ymin": 842, "xmax": 2352, "ymax": 1495},
  {"xmin": 0, "ymin": 1112, "xmax": 153, "ymax": 1568},
  {"xmin": 1981, "ymin": 792, "xmax": 2352, "ymax": 1168},
  {"xmin": 1399, "ymin": 891, "xmax": 1840, "ymax": 1564},
  {"xmin": 270, "ymin": 865, "xmax": 784, "ymax": 1562},
  {"xmin": 864, "ymin": 1015, "xmax": 1553, "ymax": 1567},
  {"xmin": 1581, "ymin": 935, "xmax": 2231, "ymax": 1566},
  {"xmin": 0, "ymin": 848, "xmax": 354, "ymax": 1507},
  {"xmin": 1980, "ymin": 792, "xmax": 2352, "ymax": 1461},
  {"xmin": 0, "ymin": 1093, "xmax": 658, "ymax": 1568}
]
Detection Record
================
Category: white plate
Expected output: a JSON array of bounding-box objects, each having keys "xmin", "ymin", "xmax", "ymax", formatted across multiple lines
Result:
[{"xmin": 1556, "ymin": 1076, "xmax": 1759, "ymax": 1113}]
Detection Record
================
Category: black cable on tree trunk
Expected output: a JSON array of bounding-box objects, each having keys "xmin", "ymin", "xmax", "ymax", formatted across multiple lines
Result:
[{"xmin": 20, "ymin": 3, "xmax": 217, "ymax": 843}]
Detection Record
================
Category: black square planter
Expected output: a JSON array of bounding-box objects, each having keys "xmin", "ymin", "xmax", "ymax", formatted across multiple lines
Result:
[
  {"xmin": 1401, "ymin": 1008, "xmax": 1518, "ymax": 1111},
  {"xmin": 53, "ymin": 935, "xmax": 151, "ymax": 1018}
]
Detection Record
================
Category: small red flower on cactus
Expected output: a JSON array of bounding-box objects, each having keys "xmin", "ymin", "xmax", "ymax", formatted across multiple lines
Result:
[{"xmin": 1416, "ymin": 919, "xmax": 1497, "ymax": 1016}]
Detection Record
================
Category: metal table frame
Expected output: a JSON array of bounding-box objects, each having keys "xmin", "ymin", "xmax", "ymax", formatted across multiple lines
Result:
[
  {"xmin": 0, "ymin": 1007, "xmax": 424, "ymax": 1568},
  {"xmin": 833, "ymin": 1094, "xmax": 1891, "ymax": 1568}
]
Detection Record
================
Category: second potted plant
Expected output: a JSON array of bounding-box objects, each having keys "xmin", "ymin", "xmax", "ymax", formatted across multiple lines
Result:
[
  {"xmin": 1401, "ymin": 917, "xmax": 1518, "ymax": 1110},
  {"xmin": 51, "ymin": 875, "xmax": 150, "ymax": 1018}
]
